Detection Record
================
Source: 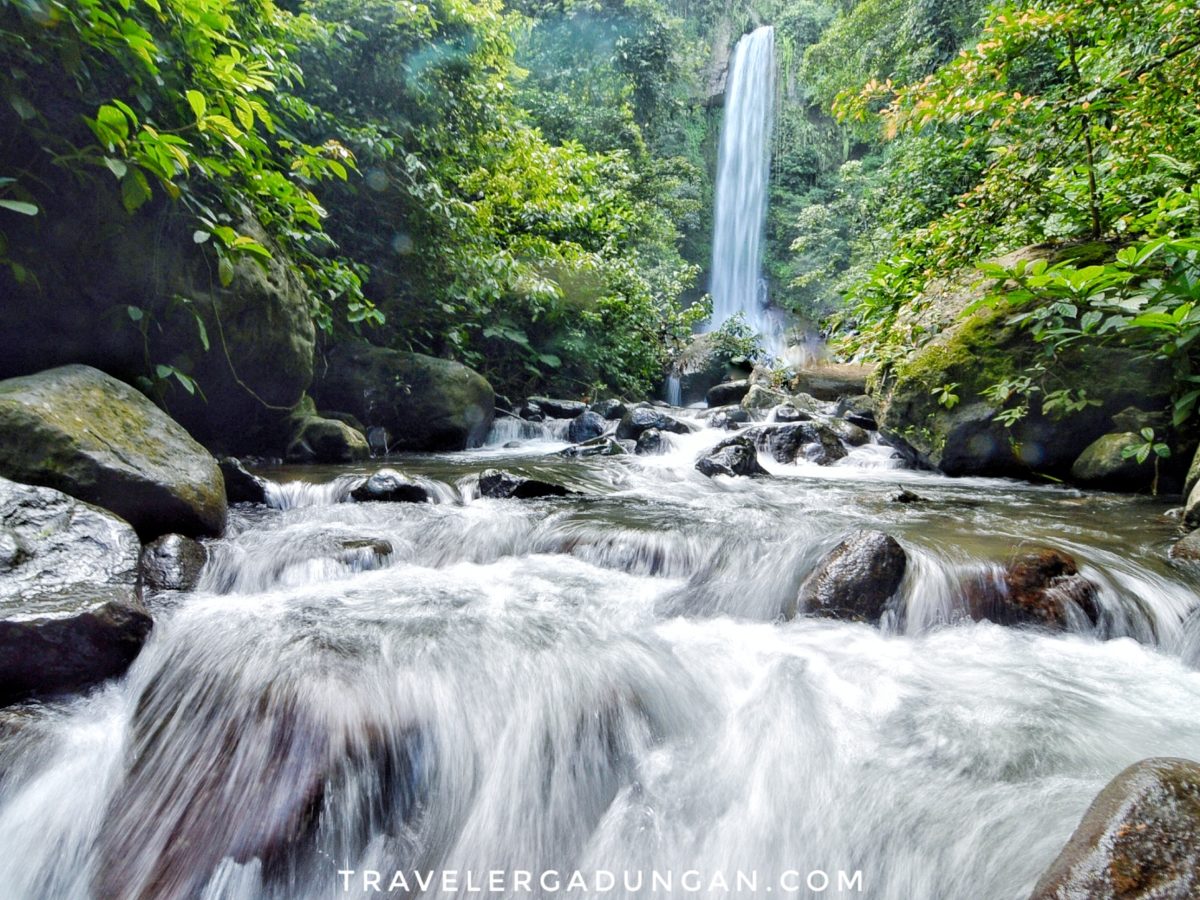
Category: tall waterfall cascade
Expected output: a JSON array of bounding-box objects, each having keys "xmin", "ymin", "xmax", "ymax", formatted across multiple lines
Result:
[{"xmin": 708, "ymin": 25, "xmax": 781, "ymax": 353}]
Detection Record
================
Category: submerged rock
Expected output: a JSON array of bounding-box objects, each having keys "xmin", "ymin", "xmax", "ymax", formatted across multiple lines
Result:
[
  {"xmin": 695, "ymin": 436, "xmax": 768, "ymax": 478},
  {"xmin": 706, "ymin": 380, "xmax": 751, "ymax": 407},
  {"xmin": 615, "ymin": 406, "xmax": 692, "ymax": 441},
  {"xmin": 314, "ymin": 342, "xmax": 494, "ymax": 451},
  {"xmin": 141, "ymin": 534, "xmax": 208, "ymax": 593},
  {"xmin": 0, "ymin": 365, "xmax": 226, "ymax": 538},
  {"xmin": 0, "ymin": 477, "xmax": 152, "ymax": 706},
  {"xmin": 567, "ymin": 409, "xmax": 607, "ymax": 443},
  {"xmin": 635, "ymin": 428, "xmax": 667, "ymax": 455},
  {"xmin": 966, "ymin": 548, "xmax": 1099, "ymax": 630},
  {"xmin": 790, "ymin": 530, "xmax": 907, "ymax": 623},
  {"xmin": 350, "ymin": 469, "xmax": 430, "ymax": 504},
  {"xmin": 1031, "ymin": 757, "xmax": 1200, "ymax": 899},
  {"xmin": 478, "ymin": 469, "xmax": 572, "ymax": 500},
  {"xmin": 1071, "ymin": 432, "xmax": 1154, "ymax": 491},
  {"xmin": 218, "ymin": 457, "xmax": 269, "ymax": 505}
]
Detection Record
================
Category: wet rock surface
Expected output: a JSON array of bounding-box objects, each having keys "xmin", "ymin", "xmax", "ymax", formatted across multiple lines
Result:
[
  {"xmin": 966, "ymin": 548, "xmax": 1100, "ymax": 630},
  {"xmin": 567, "ymin": 410, "xmax": 607, "ymax": 444},
  {"xmin": 478, "ymin": 469, "xmax": 572, "ymax": 500},
  {"xmin": 1031, "ymin": 757, "xmax": 1200, "ymax": 900},
  {"xmin": 706, "ymin": 380, "xmax": 751, "ymax": 407},
  {"xmin": 141, "ymin": 534, "xmax": 208, "ymax": 594},
  {"xmin": 350, "ymin": 469, "xmax": 431, "ymax": 504},
  {"xmin": 743, "ymin": 422, "xmax": 846, "ymax": 466},
  {"xmin": 615, "ymin": 407, "xmax": 693, "ymax": 441},
  {"xmin": 791, "ymin": 530, "xmax": 907, "ymax": 623},
  {"xmin": 695, "ymin": 436, "xmax": 768, "ymax": 478},
  {"xmin": 219, "ymin": 457, "xmax": 269, "ymax": 505},
  {"xmin": 0, "ymin": 365, "xmax": 226, "ymax": 538},
  {"xmin": 0, "ymin": 477, "xmax": 151, "ymax": 706}
]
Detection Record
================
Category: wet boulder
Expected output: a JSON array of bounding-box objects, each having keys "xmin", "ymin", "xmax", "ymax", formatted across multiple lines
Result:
[
  {"xmin": 789, "ymin": 530, "xmax": 907, "ymax": 623},
  {"xmin": 478, "ymin": 469, "xmax": 572, "ymax": 500},
  {"xmin": 965, "ymin": 548, "xmax": 1099, "ymax": 630},
  {"xmin": 567, "ymin": 410, "xmax": 607, "ymax": 444},
  {"xmin": 695, "ymin": 436, "xmax": 768, "ymax": 478},
  {"xmin": 219, "ymin": 457, "xmax": 269, "ymax": 505},
  {"xmin": 560, "ymin": 437, "xmax": 628, "ymax": 458},
  {"xmin": 837, "ymin": 394, "xmax": 878, "ymax": 431},
  {"xmin": 1169, "ymin": 529, "xmax": 1200, "ymax": 564},
  {"xmin": 1031, "ymin": 757, "xmax": 1200, "ymax": 899},
  {"xmin": 528, "ymin": 396, "xmax": 588, "ymax": 419},
  {"xmin": 1071, "ymin": 432, "xmax": 1155, "ymax": 491},
  {"xmin": 706, "ymin": 380, "xmax": 751, "ymax": 407},
  {"xmin": 350, "ymin": 469, "xmax": 431, "ymax": 504},
  {"xmin": 285, "ymin": 400, "xmax": 370, "ymax": 464},
  {"xmin": 743, "ymin": 422, "xmax": 846, "ymax": 466},
  {"xmin": 789, "ymin": 364, "xmax": 874, "ymax": 401},
  {"xmin": 615, "ymin": 406, "xmax": 693, "ymax": 441},
  {"xmin": 708, "ymin": 409, "xmax": 748, "ymax": 431},
  {"xmin": 591, "ymin": 399, "xmax": 628, "ymax": 420},
  {"xmin": 0, "ymin": 365, "xmax": 226, "ymax": 538},
  {"xmin": 828, "ymin": 418, "xmax": 871, "ymax": 447},
  {"xmin": 314, "ymin": 342, "xmax": 494, "ymax": 451},
  {"xmin": 741, "ymin": 383, "xmax": 789, "ymax": 411},
  {"xmin": 141, "ymin": 534, "xmax": 208, "ymax": 594},
  {"xmin": 635, "ymin": 428, "xmax": 667, "ymax": 455},
  {"xmin": 0, "ymin": 477, "xmax": 152, "ymax": 706},
  {"xmin": 772, "ymin": 404, "xmax": 810, "ymax": 423}
]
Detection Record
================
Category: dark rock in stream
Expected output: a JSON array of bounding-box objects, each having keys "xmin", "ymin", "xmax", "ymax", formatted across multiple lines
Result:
[
  {"xmin": 615, "ymin": 407, "xmax": 693, "ymax": 441},
  {"xmin": 285, "ymin": 404, "xmax": 370, "ymax": 464},
  {"xmin": 141, "ymin": 534, "xmax": 208, "ymax": 593},
  {"xmin": 635, "ymin": 428, "xmax": 667, "ymax": 455},
  {"xmin": 708, "ymin": 408, "xmax": 749, "ymax": 431},
  {"xmin": 0, "ymin": 365, "xmax": 227, "ymax": 538},
  {"xmin": 706, "ymin": 380, "xmax": 751, "ymax": 407},
  {"xmin": 591, "ymin": 399, "xmax": 628, "ymax": 420},
  {"xmin": 965, "ymin": 548, "xmax": 1099, "ymax": 630},
  {"xmin": 567, "ymin": 410, "xmax": 607, "ymax": 444},
  {"xmin": 559, "ymin": 438, "xmax": 627, "ymax": 458},
  {"xmin": 478, "ymin": 469, "xmax": 572, "ymax": 500},
  {"xmin": 771, "ymin": 404, "xmax": 810, "ymax": 423},
  {"xmin": 528, "ymin": 396, "xmax": 588, "ymax": 419},
  {"xmin": 790, "ymin": 530, "xmax": 907, "ymax": 623},
  {"xmin": 350, "ymin": 469, "xmax": 431, "ymax": 504},
  {"xmin": 696, "ymin": 436, "xmax": 768, "ymax": 478},
  {"xmin": 1031, "ymin": 757, "xmax": 1200, "ymax": 899},
  {"xmin": 219, "ymin": 457, "xmax": 270, "ymax": 505},
  {"xmin": 743, "ymin": 422, "xmax": 846, "ymax": 466},
  {"xmin": 1070, "ymin": 432, "xmax": 1155, "ymax": 491},
  {"xmin": 0, "ymin": 477, "xmax": 152, "ymax": 706}
]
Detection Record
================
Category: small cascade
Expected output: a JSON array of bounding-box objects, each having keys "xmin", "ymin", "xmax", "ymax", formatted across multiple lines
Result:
[
  {"xmin": 709, "ymin": 26, "xmax": 780, "ymax": 353},
  {"xmin": 665, "ymin": 374, "xmax": 682, "ymax": 407}
]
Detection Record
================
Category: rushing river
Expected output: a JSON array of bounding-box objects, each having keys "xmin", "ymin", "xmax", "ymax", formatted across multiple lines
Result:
[{"xmin": 2, "ymin": 409, "xmax": 1200, "ymax": 900}]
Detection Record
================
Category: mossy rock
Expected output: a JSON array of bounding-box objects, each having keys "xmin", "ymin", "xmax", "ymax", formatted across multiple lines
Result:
[
  {"xmin": 874, "ymin": 251, "xmax": 1171, "ymax": 478},
  {"xmin": 0, "ymin": 365, "xmax": 226, "ymax": 537},
  {"xmin": 1071, "ymin": 432, "xmax": 1154, "ymax": 490},
  {"xmin": 286, "ymin": 415, "xmax": 369, "ymax": 463},
  {"xmin": 314, "ymin": 343, "xmax": 494, "ymax": 451}
]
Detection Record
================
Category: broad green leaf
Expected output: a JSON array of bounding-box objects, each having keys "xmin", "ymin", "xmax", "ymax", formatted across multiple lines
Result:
[{"xmin": 0, "ymin": 199, "xmax": 38, "ymax": 216}]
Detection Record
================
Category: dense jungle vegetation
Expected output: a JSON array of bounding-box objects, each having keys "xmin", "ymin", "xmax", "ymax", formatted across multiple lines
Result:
[{"xmin": 0, "ymin": 0, "xmax": 1196, "ymax": 405}]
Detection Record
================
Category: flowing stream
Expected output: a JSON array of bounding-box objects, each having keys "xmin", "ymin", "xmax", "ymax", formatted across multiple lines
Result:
[
  {"xmin": 709, "ymin": 26, "xmax": 779, "ymax": 352},
  {"xmin": 3, "ymin": 411, "xmax": 1200, "ymax": 900}
]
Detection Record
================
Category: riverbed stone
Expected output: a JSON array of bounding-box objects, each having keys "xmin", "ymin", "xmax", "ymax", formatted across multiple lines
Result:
[
  {"xmin": 966, "ymin": 548, "xmax": 1099, "ymax": 629},
  {"xmin": 635, "ymin": 428, "xmax": 667, "ymax": 455},
  {"xmin": 478, "ymin": 469, "xmax": 572, "ymax": 500},
  {"xmin": 741, "ymin": 383, "xmax": 789, "ymax": 411},
  {"xmin": 285, "ymin": 409, "xmax": 370, "ymax": 464},
  {"xmin": 314, "ymin": 342, "xmax": 494, "ymax": 451},
  {"xmin": 1031, "ymin": 757, "xmax": 1200, "ymax": 900},
  {"xmin": 789, "ymin": 364, "xmax": 874, "ymax": 401},
  {"xmin": 0, "ymin": 477, "xmax": 152, "ymax": 706},
  {"xmin": 141, "ymin": 534, "xmax": 208, "ymax": 593},
  {"xmin": 615, "ymin": 406, "xmax": 693, "ymax": 441},
  {"xmin": 0, "ymin": 365, "xmax": 226, "ymax": 538},
  {"xmin": 591, "ymin": 399, "xmax": 628, "ymax": 420},
  {"xmin": 350, "ymin": 469, "xmax": 430, "ymax": 504},
  {"xmin": 706, "ymin": 380, "xmax": 751, "ymax": 407},
  {"xmin": 1071, "ymin": 432, "xmax": 1153, "ymax": 490},
  {"xmin": 218, "ymin": 457, "xmax": 269, "ymax": 505},
  {"xmin": 790, "ymin": 530, "xmax": 907, "ymax": 623},
  {"xmin": 567, "ymin": 410, "xmax": 607, "ymax": 443},
  {"xmin": 528, "ymin": 397, "xmax": 588, "ymax": 419},
  {"xmin": 743, "ymin": 422, "xmax": 846, "ymax": 466},
  {"xmin": 696, "ymin": 435, "xmax": 768, "ymax": 478}
]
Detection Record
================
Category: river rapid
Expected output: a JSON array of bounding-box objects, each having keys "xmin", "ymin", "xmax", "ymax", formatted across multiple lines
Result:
[{"xmin": 2, "ymin": 410, "xmax": 1200, "ymax": 900}]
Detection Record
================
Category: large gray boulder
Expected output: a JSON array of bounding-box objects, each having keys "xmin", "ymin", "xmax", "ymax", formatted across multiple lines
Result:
[
  {"xmin": 0, "ymin": 477, "xmax": 153, "ymax": 706},
  {"xmin": 696, "ymin": 436, "xmax": 768, "ymax": 478},
  {"xmin": 1071, "ymin": 433, "xmax": 1153, "ymax": 490},
  {"xmin": 0, "ymin": 365, "xmax": 226, "ymax": 538},
  {"xmin": 1031, "ymin": 758, "xmax": 1200, "ymax": 899},
  {"xmin": 314, "ymin": 343, "xmax": 494, "ymax": 451}
]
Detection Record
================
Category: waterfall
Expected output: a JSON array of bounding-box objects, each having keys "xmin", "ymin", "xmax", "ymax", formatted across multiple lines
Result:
[{"xmin": 709, "ymin": 25, "xmax": 780, "ymax": 354}]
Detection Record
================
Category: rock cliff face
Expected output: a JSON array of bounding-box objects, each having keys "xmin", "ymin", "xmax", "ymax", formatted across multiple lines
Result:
[
  {"xmin": 0, "ymin": 190, "xmax": 315, "ymax": 453},
  {"xmin": 872, "ymin": 246, "xmax": 1172, "ymax": 480}
]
